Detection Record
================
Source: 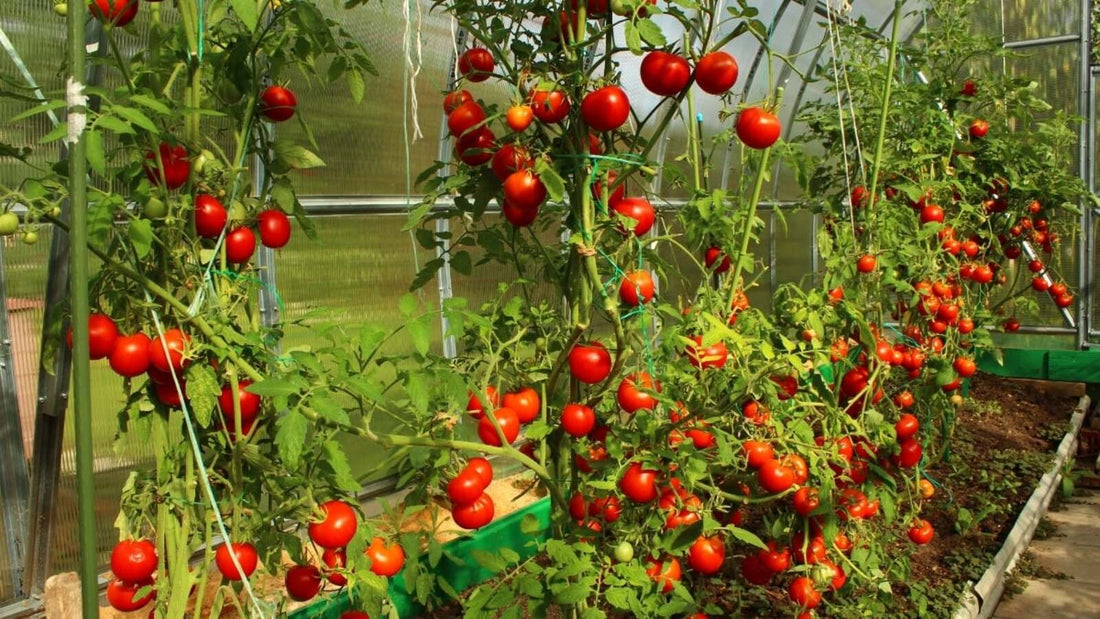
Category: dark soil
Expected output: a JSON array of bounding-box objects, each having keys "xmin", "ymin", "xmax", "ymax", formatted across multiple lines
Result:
[{"xmin": 417, "ymin": 373, "xmax": 1080, "ymax": 618}]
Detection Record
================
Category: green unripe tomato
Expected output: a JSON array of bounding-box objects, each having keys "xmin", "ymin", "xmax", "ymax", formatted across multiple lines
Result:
[
  {"xmin": 0, "ymin": 212, "xmax": 19, "ymax": 236},
  {"xmin": 227, "ymin": 200, "xmax": 248, "ymax": 224},
  {"xmin": 49, "ymin": 205, "xmax": 61, "ymax": 218},
  {"xmin": 143, "ymin": 197, "xmax": 167, "ymax": 218},
  {"xmin": 54, "ymin": 2, "xmax": 67, "ymax": 16},
  {"xmin": 22, "ymin": 230, "xmax": 38, "ymax": 245},
  {"xmin": 613, "ymin": 541, "xmax": 633, "ymax": 563}
]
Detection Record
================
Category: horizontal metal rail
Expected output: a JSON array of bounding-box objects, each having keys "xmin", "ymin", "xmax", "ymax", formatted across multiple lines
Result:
[{"xmin": 1003, "ymin": 33, "xmax": 1080, "ymax": 49}]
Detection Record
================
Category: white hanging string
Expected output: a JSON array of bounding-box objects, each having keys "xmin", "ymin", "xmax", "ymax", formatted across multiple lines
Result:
[
  {"xmin": 826, "ymin": 1, "xmax": 867, "ymax": 186},
  {"xmin": 403, "ymin": 0, "xmax": 424, "ymax": 142},
  {"xmin": 824, "ymin": 0, "xmax": 857, "ymax": 211}
]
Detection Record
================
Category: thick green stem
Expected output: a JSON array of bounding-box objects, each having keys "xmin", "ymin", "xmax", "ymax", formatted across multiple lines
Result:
[
  {"xmin": 727, "ymin": 145, "xmax": 774, "ymax": 308},
  {"xmin": 865, "ymin": 1, "xmax": 904, "ymax": 223}
]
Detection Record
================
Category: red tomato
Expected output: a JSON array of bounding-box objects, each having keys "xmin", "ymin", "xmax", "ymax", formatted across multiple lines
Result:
[
  {"xmin": 592, "ymin": 171, "xmax": 625, "ymax": 207},
  {"xmin": 958, "ymin": 317, "xmax": 975, "ymax": 334},
  {"xmin": 569, "ymin": 342, "xmax": 612, "ymax": 384},
  {"xmin": 443, "ymin": 90, "xmax": 473, "ymax": 114},
  {"xmin": 308, "ymin": 500, "xmax": 358, "ymax": 549},
  {"xmin": 285, "ymin": 565, "xmax": 322, "ymax": 602},
  {"xmin": 611, "ymin": 197, "xmax": 655, "ymax": 236},
  {"xmin": 961, "ymin": 79, "xmax": 977, "ymax": 96},
  {"xmin": 758, "ymin": 460, "xmax": 795, "ymax": 493},
  {"xmin": 1056, "ymin": 293, "xmax": 1074, "ymax": 308},
  {"xmin": 561, "ymin": 403, "xmax": 596, "ymax": 437},
  {"xmin": 466, "ymin": 457, "xmax": 493, "ymax": 487},
  {"xmin": 149, "ymin": 328, "xmax": 189, "ymax": 373},
  {"xmin": 491, "ymin": 144, "xmax": 532, "ymax": 182},
  {"xmin": 792, "ymin": 533, "xmax": 827, "ymax": 564},
  {"xmin": 452, "ymin": 492, "xmax": 495, "ymax": 529},
  {"xmin": 341, "ymin": 613, "xmax": 370, "ymax": 619},
  {"xmin": 894, "ymin": 391, "xmax": 915, "ymax": 408},
  {"xmin": 215, "ymin": 542, "xmax": 258, "ymax": 581},
  {"xmin": 740, "ymin": 555, "xmax": 773, "ymax": 585},
  {"xmin": 503, "ymin": 170, "xmax": 548, "ymax": 210},
  {"xmin": 448, "ymin": 468, "xmax": 487, "ymax": 505},
  {"xmin": 695, "ymin": 51, "xmax": 739, "ymax": 94},
  {"xmin": 1032, "ymin": 276, "xmax": 1050, "ymax": 292},
  {"xmin": 106, "ymin": 578, "xmax": 153, "ymax": 612},
  {"xmin": 458, "ymin": 48, "xmax": 494, "ymax": 82},
  {"xmin": 1028, "ymin": 259, "xmax": 1044, "ymax": 273},
  {"xmin": 466, "ymin": 386, "xmax": 498, "ymax": 418},
  {"xmin": 366, "ymin": 537, "xmax": 405, "ymax": 577},
  {"xmin": 908, "ymin": 519, "xmax": 934, "ymax": 544},
  {"xmin": 704, "ymin": 246, "xmax": 730, "ymax": 273},
  {"xmin": 110, "ymin": 333, "xmax": 152, "ymax": 377},
  {"xmin": 111, "ymin": 539, "xmax": 157, "ymax": 583},
  {"xmin": 502, "ymin": 387, "xmax": 540, "ymax": 423},
  {"xmin": 782, "ymin": 454, "xmax": 809, "ymax": 484},
  {"xmin": 506, "ymin": 105, "xmax": 534, "ymax": 132},
  {"xmin": 857, "ymin": 254, "xmax": 877, "ymax": 273},
  {"xmin": 688, "ymin": 536, "xmax": 725, "ymax": 575},
  {"xmin": 743, "ymin": 441, "xmax": 774, "ymax": 468},
  {"xmin": 619, "ymin": 270, "xmax": 655, "ymax": 306},
  {"xmin": 788, "ymin": 576, "xmax": 821, "ymax": 609},
  {"xmin": 447, "ymin": 101, "xmax": 486, "ymax": 137},
  {"xmin": 260, "ymin": 86, "xmax": 297, "ymax": 122},
  {"xmin": 194, "ymin": 194, "xmax": 228, "ymax": 239},
  {"xmin": 686, "ymin": 336, "xmax": 728, "ymax": 369},
  {"xmin": 154, "ymin": 381, "xmax": 185, "ymax": 407},
  {"xmin": 920, "ymin": 204, "xmax": 944, "ymax": 224},
  {"xmin": 645, "ymin": 557, "xmax": 681, "ymax": 593},
  {"xmin": 640, "ymin": 51, "xmax": 691, "ymax": 96},
  {"xmin": 257, "ymin": 210, "xmax": 292, "ymax": 248},
  {"xmin": 90, "ymin": 0, "xmax": 139, "ymax": 26},
  {"xmin": 758, "ymin": 541, "xmax": 791, "ymax": 573},
  {"xmin": 581, "ymin": 86, "xmax": 630, "ymax": 132},
  {"xmin": 969, "ymin": 119, "xmax": 989, "ymax": 139},
  {"xmin": 897, "ymin": 438, "xmax": 923, "ymax": 468},
  {"xmin": 216, "ymin": 380, "xmax": 257, "ymax": 424},
  {"xmin": 477, "ymin": 407, "xmax": 521, "ymax": 446},
  {"xmin": 792, "ymin": 487, "xmax": 819, "ymax": 517},
  {"xmin": 616, "ymin": 372, "xmax": 658, "ymax": 413},
  {"xmin": 322, "ymin": 548, "xmax": 348, "ymax": 586},
  {"xmin": 588, "ymin": 495, "xmax": 621, "ymax": 522},
  {"xmin": 895, "ymin": 413, "xmax": 919, "ymax": 440},
  {"xmin": 225, "ymin": 227, "xmax": 256, "ymax": 264},
  {"xmin": 67, "ymin": 313, "xmax": 119, "ymax": 360},
  {"xmin": 953, "ymin": 356, "xmax": 977, "ymax": 377},
  {"xmin": 569, "ymin": 492, "xmax": 587, "ymax": 520},
  {"xmin": 456, "ymin": 127, "xmax": 496, "ymax": 166},
  {"xmin": 736, "ymin": 107, "xmax": 781, "ymax": 149},
  {"xmin": 620, "ymin": 462, "xmax": 658, "ymax": 503},
  {"xmin": 502, "ymin": 200, "xmax": 538, "ymax": 227},
  {"xmin": 530, "ymin": 90, "xmax": 571, "ymax": 123},
  {"xmin": 144, "ymin": 143, "xmax": 190, "ymax": 190},
  {"xmin": 1050, "ymin": 282, "xmax": 1068, "ymax": 297}
]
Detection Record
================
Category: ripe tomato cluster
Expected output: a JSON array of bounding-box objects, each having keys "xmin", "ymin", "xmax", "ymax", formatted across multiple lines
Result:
[{"xmin": 106, "ymin": 539, "xmax": 157, "ymax": 612}]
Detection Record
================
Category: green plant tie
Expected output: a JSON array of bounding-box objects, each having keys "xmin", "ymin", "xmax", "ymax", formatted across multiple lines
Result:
[
  {"xmin": 210, "ymin": 268, "xmax": 286, "ymax": 315},
  {"xmin": 196, "ymin": 0, "xmax": 205, "ymax": 62}
]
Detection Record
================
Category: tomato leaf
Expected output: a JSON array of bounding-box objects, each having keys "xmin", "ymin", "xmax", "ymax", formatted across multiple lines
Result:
[
  {"xmin": 112, "ymin": 106, "xmax": 159, "ymax": 134},
  {"xmin": 130, "ymin": 94, "xmax": 171, "ymax": 115},
  {"xmin": 451, "ymin": 250, "xmax": 472, "ymax": 275},
  {"xmin": 273, "ymin": 141, "xmax": 326, "ymax": 169},
  {"xmin": 37, "ymin": 122, "xmax": 69, "ymax": 145},
  {"xmin": 604, "ymin": 587, "xmax": 634, "ymax": 610},
  {"xmin": 407, "ymin": 315, "xmax": 433, "ymax": 356},
  {"xmin": 470, "ymin": 549, "xmax": 508, "ymax": 574},
  {"xmin": 275, "ymin": 409, "xmax": 309, "ymax": 469},
  {"xmin": 636, "ymin": 19, "xmax": 667, "ymax": 47},
  {"xmin": 554, "ymin": 583, "xmax": 591, "ymax": 605},
  {"xmin": 428, "ymin": 539, "xmax": 444, "ymax": 568},
  {"xmin": 520, "ymin": 513, "xmax": 544, "ymax": 536},
  {"xmin": 94, "ymin": 114, "xmax": 134, "ymax": 135},
  {"xmin": 399, "ymin": 293, "xmax": 419, "ymax": 318},
  {"xmin": 323, "ymin": 439, "xmax": 360, "ymax": 492},
  {"xmin": 524, "ymin": 420, "xmax": 551, "ymax": 440},
  {"xmin": 270, "ymin": 178, "xmax": 296, "ymax": 213},
  {"xmin": 623, "ymin": 21, "xmax": 642, "ymax": 55},
  {"xmin": 727, "ymin": 526, "xmax": 766, "ymax": 550},
  {"xmin": 533, "ymin": 160, "xmax": 566, "ymax": 202},
  {"xmin": 230, "ymin": 0, "xmax": 259, "ymax": 32},
  {"xmin": 128, "ymin": 219, "xmax": 154, "ymax": 259},
  {"xmin": 246, "ymin": 378, "xmax": 300, "ymax": 398},
  {"xmin": 348, "ymin": 69, "xmax": 366, "ymax": 104},
  {"xmin": 184, "ymin": 362, "xmax": 219, "ymax": 428},
  {"xmin": 86, "ymin": 130, "xmax": 106, "ymax": 176},
  {"xmin": 8, "ymin": 100, "xmax": 66, "ymax": 123}
]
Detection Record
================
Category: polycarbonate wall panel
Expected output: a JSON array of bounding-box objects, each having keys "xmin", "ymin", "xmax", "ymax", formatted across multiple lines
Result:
[
  {"xmin": 1001, "ymin": 0, "xmax": 1081, "ymax": 42},
  {"xmin": 0, "ymin": 0, "xmax": 67, "ymax": 190},
  {"xmin": 283, "ymin": 0, "xmax": 453, "ymax": 195}
]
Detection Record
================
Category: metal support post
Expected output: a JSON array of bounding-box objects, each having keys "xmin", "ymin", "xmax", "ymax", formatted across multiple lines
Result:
[{"xmin": 0, "ymin": 246, "xmax": 30, "ymax": 598}]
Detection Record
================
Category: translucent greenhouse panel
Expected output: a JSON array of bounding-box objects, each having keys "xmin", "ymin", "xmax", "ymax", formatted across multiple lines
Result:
[
  {"xmin": 446, "ymin": 214, "xmax": 561, "ymax": 318},
  {"xmin": 279, "ymin": 0, "xmax": 452, "ymax": 195},
  {"xmin": 773, "ymin": 209, "xmax": 815, "ymax": 289},
  {"xmin": 0, "ymin": 228, "xmax": 143, "ymax": 576},
  {"xmin": 0, "ymin": 1, "xmax": 67, "ymax": 189},
  {"xmin": 274, "ymin": 213, "xmax": 441, "ymax": 480},
  {"xmin": 1001, "ymin": 0, "xmax": 1081, "ymax": 42}
]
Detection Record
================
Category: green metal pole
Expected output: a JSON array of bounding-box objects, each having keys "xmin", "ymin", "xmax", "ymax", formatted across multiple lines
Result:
[{"xmin": 67, "ymin": 1, "xmax": 98, "ymax": 616}]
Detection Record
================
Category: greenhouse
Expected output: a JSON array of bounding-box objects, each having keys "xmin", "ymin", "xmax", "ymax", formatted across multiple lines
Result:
[{"xmin": 1, "ymin": 0, "xmax": 1100, "ymax": 616}]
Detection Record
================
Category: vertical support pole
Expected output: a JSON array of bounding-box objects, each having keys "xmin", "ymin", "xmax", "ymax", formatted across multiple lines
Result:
[
  {"xmin": 1076, "ymin": 0, "xmax": 1092, "ymax": 348},
  {"xmin": 0, "ymin": 246, "xmax": 30, "ymax": 598},
  {"xmin": 66, "ymin": 0, "xmax": 98, "ymax": 615},
  {"xmin": 436, "ymin": 218, "xmax": 457, "ymax": 358},
  {"xmin": 256, "ymin": 247, "xmax": 279, "ymax": 330},
  {"xmin": 768, "ymin": 208, "xmax": 777, "ymax": 297},
  {"xmin": 435, "ymin": 27, "xmax": 466, "ymax": 359}
]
